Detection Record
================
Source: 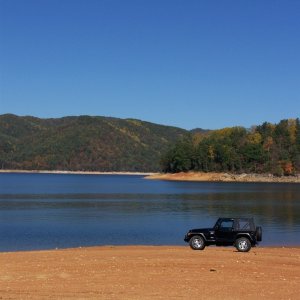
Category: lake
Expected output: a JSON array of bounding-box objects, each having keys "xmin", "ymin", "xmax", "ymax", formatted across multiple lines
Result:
[{"xmin": 0, "ymin": 173, "xmax": 299, "ymax": 251}]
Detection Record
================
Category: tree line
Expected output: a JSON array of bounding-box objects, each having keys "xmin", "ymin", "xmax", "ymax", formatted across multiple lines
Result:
[{"xmin": 161, "ymin": 119, "xmax": 300, "ymax": 176}]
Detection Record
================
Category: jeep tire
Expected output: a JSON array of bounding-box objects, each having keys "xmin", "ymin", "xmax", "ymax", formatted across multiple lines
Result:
[
  {"xmin": 189, "ymin": 235, "xmax": 205, "ymax": 250},
  {"xmin": 256, "ymin": 226, "xmax": 262, "ymax": 242},
  {"xmin": 235, "ymin": 237, "xmax": 251, "ymax": 252}
]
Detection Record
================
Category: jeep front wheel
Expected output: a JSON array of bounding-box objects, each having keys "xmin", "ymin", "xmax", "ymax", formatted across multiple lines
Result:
[
  {"xmin": 189, "ymin": 235, "xmax": 205, "ymax": 250},
  {"xmin": 235, "ymin": 237, "xmax": 251, "ymax": 252}
]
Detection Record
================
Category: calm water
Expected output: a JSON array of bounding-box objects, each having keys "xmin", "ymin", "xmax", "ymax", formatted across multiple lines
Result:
[{"xmin": 0, "ymin": 173, "xmax": 300, "ymax": 251}]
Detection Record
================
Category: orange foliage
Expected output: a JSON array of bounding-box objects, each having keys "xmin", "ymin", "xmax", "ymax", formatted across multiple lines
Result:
[{"xmin": 281, "ymin": 161, "xmax": 293, "ymax": 175}]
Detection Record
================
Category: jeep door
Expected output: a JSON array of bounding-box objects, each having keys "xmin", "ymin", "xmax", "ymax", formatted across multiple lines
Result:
[{"xmin": 215, "ymin": 219, "xmax": 235, "ymax": 244}]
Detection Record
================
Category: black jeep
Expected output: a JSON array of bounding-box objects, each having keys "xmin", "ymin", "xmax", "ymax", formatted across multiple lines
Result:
[{"xmin": 184, "ymin": 218, "xmax": 262, "ymax": 252}]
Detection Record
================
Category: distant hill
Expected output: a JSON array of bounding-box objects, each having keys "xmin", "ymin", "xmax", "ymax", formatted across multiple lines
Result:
[
  {"xmin": 189, "ymin": 128, "xmax": 211, "ymax": 134},
  {"xmin": 0, "ymin": 114, "xmax": 188, "ymax": 172},
  {"xmin": 6, "ymin": 114, "xmax": 298, "ymax": 175}
]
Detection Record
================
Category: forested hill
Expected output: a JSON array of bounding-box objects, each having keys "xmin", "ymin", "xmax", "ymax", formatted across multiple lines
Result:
[
  {"xmin": 0, "ymin": 114, "xmax": 187, "ymax": 172},
  {"xmin": 1, "ymin": 114, "xmax": 299, "ymax": 174}
]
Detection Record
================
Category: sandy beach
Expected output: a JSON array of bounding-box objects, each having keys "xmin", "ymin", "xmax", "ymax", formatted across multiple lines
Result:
[
  {"xmin": 146, "ymin": 172, "xmax": 300, "ymax": 183},
  {"xmin": 1, "ymin": 246, "xmax": 299, "ymax": 299}
]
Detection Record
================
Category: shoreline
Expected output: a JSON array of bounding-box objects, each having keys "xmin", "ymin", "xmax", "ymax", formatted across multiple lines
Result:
[
  {"xmin": 146, "ymin": 171, "xmax": 300, "ymax": 183},
  {"xmin": 1, "ymin": 244, "xmax": 299, "ymax": 254},
  {"xmin": 0, "ymin": 169, "xmax": 154, "ymax": 176},
  {"xmin": 1, "ymin": 245, "xmax": 299, "ymax": 299},
  {"xmin": 1, "ymin": 169, "xmax": 300, "ymax": 183}
]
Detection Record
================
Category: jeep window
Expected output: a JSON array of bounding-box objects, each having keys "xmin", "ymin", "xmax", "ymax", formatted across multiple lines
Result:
[
  {"xmin": 235, "ymin": 219, "xmax": 255, "ymax": 231},
  {"xmin": 219, "ymin": 220, "xmax": 234, "ymax": 231}
]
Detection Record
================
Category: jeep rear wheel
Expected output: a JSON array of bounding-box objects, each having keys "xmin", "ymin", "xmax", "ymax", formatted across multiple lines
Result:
[
  {"xmin": 235, "ymin": 237, "xmax": 251, "ymax": 252},
  {"xmin": 189, "ymin": 235, "xmax": 205, "ymax": 250}
]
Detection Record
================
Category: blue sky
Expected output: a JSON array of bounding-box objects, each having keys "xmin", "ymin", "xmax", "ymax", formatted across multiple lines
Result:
[{"xmin": 0, "ymin": 0, "xmax": 299, "ymax": 129}]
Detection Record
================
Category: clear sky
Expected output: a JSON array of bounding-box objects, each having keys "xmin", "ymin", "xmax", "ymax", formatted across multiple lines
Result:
[{"xmin": 0, "ymin": 0, "xmax": 299, "ymax": 129}]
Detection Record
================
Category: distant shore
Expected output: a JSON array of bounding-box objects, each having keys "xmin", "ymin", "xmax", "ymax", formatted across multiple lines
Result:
[
  {"xmin": 146, "ymin": 171, "xmax": 300, "ymax": 183},
  {"xmin": 1, "ymin": 169, "xmax": 300, "ymax": 183},
  {"xmin": 1, "ymin": 246, "xmax": 299, "ymax": 299},
  {"xmin": 0, "ymin": 169, "xmax": 154, "ymax": 176}
]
